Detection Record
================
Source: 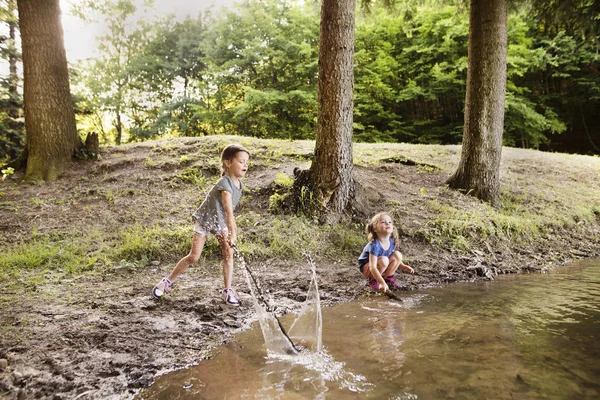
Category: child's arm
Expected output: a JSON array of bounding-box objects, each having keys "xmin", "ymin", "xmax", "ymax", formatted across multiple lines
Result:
[
  {"xmin": 221, "ymin": 190, "xmax": 237, "ymax": 246},
  {"xmin": 369, "ymin": 253, "xmax": 389, "ymax": 293},
  {"xmin": 394, "ymin": 251, "xmax": 414, "ymax": 274}
]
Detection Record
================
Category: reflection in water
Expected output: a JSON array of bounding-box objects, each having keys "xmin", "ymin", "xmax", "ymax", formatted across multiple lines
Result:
[{"xmin": 138, "ymin": 260, "xmax": 600, "ymax": 399}]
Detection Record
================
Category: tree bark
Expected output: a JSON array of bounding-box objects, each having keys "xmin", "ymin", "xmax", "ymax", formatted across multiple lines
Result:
[
  {"xmin": 309, "ymin": 0, "xmax": 356, "ymax": 214},
  {"xmin": 18, "ymin": 0, "xmax": 79, "ymax": 181},
  {"xmin": 446, "ymin": 0, "xmax": 508, "ymax": 208}
]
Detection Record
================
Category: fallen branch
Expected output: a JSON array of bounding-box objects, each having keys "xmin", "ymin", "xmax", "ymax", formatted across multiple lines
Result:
[{"xmin": 384, "ymin": 290, "xmax": 403, "ymax": 302}]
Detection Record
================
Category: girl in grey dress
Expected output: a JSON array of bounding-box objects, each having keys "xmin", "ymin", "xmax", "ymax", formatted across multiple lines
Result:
[{"xmin": 152, "ymin": 143, "xmax": 250, "ymax": 306}]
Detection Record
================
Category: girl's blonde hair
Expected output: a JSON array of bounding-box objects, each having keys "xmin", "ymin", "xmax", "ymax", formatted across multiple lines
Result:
[
  {"xmin": 366, "ymin": 212, "xmax": 399, "ymax": 244},
  {"xmin": 220, "ymin": 143, "xmax": 250, "ymax": 175}
]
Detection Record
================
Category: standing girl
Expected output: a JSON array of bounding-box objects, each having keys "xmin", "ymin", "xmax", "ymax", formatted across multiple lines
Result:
[
  {"xmin": 152, "ymin": 143, "xmax": 250, "ymax": 306},
  {"xmin": 358, "ymin": 212, "xmax": 414, "ymax": 293}
]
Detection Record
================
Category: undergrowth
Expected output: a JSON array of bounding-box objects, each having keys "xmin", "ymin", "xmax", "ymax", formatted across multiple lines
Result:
[{"xmin": 1, "ymin": 136, "xmax": 599, "ymax": 288}]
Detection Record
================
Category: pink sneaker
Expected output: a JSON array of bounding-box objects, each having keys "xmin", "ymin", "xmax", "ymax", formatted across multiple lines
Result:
[
  {"xmin": 152, "ymin": 276, "xmax": 173, "ymax": 299},
  {"xmin": 367, "ymin": 278, "xmax": 380, "ymax": 290},
  {"xmin": 384, "ymin": 275, "xmax": 400, "ymax": 289}
]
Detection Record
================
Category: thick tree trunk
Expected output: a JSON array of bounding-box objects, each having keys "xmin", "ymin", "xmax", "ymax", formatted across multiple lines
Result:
[
  {"xmin": 18, "ymin": 0, "xmax": 79, "ymax": 181},
  {"xmin": 309, "ymin": 0, "xmax": 356, "ymax": 213},
  {"xmin": 446, "ymin": 0, "xmax": 508, "ymax": 208}
]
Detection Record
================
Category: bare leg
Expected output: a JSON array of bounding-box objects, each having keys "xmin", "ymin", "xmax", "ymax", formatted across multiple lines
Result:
[
  {"xmin": 384, "ymin": 252, "xmax": 402, "ymax": 277},
  {"xmin": 217, "ymin": 234, "xmax": 234, "ymax": 289},
  {"xmin": 376, "ymin": 256, "xmax": 390, "ymax": 276},
  {"xmin": 168, "ymin": 233, "xmax": 206, "ymax": 281}
]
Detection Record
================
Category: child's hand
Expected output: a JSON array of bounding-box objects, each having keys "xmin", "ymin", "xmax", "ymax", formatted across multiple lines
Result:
[
  {"xmin": 403, "ymin": 264, "xmax": 414, "ymax": 274},
  {"xmin": 380, "ymin": 281, "xmax": 389, "ymax": 294},
  {"xmin": 229, "ymin": 232, "xmax": 237, "ymax": 247}
]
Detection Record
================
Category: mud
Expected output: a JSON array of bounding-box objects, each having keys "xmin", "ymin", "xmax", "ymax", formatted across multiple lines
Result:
[{"xmin": 1, "ymin": 137, "xmax": 598, "ymax": 399}]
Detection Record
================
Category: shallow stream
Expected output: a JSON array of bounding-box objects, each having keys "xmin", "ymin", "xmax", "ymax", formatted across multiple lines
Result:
[{"xmin": 138, "ymin": 259, "xmax": 599, "ymax": 399}]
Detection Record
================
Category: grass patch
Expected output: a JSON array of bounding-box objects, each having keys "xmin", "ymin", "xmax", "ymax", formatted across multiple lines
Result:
[
  {"xmin": 0, "ymin": 233, "xmax": 99, "ymax": 286},
  {"xmin": 0, "ymin": 224, "xmax": 224, "ymax": 289},
  {"xmin": 111, "ymin": 224, "xmax": 217, "ymax": 263},
  {"xmin": 237, "ymin": 213, "xmax": 364, "ymax": 261},
  {"xmin": 174, "ymin": 166, "xmax": 208, "ymax": 186}
]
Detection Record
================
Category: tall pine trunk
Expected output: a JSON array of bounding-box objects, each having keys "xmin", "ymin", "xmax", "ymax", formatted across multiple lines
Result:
[
  {"xmin": 18, "ymin": 0, "xmax": 79, "ymax": 181},
  {"xmin": 447, "ymin": 0, "xmax": 508, "ymax": 208},
  {"xmin": 309, "ymin": 0, "xmax": 356, "ymax": 213}
]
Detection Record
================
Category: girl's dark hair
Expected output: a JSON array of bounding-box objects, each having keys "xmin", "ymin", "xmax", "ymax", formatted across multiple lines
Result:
[
  {"xmin": 220, "ymin": 143, "xmax": 250, "ymax": 175},
  {"xmin": 366, "ymin": 212, "xmax": 399, "ymax": 245}
]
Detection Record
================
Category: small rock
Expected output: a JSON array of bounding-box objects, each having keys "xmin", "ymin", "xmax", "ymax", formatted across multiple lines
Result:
[
  {"xmin": 0, "ymin": 359, "xmax": 8, "ymax": 370},
  {"xmin": 12, "ymin": 371, "xmax": 23, "ymax": 385},
  {"xmin": 150, "ymin": 261, "xmax": 160, "ymax": 266}
]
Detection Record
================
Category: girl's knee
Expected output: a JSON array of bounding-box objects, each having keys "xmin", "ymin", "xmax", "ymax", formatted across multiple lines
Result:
[
  {"xmin": 187, "ymin": 253, "xmax": 201, "ymax": 264},
  {"xmin": 377, "ymin": 256, "xmax": 390, "ymax": 267}
]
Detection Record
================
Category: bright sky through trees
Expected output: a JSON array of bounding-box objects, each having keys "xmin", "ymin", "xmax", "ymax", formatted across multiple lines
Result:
[{"xmin": 60, "ymin": 0, "xmax": 238, "ymax": 62}]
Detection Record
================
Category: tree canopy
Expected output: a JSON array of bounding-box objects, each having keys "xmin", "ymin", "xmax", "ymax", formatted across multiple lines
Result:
[{"xmin": 1, "ymin": 0, "xmax": 599, "ymax": 167}]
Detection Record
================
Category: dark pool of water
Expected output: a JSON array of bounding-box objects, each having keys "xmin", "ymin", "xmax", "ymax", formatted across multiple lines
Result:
[{"xmin": 138, "ymin": 259, "xmax": 600, "ymax": 399}]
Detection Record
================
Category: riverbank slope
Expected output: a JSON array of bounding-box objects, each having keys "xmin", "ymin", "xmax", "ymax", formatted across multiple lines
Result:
[{"xmin": 1, "ymin": 136, "xmax": 599, "ymax": 399}]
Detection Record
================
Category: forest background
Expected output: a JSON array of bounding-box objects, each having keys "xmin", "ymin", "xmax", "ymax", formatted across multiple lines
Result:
[{"xmin": 1, "ymin": 0, "xmax": 599, "ymax": 165}]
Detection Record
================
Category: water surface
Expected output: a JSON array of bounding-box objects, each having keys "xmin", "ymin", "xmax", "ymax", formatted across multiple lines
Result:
[{"xmin": 138, "ymin": 259, "xmax": 600, "ymax": 399}]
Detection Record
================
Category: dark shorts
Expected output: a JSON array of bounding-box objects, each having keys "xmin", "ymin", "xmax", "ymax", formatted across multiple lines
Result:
[{"xmin": 358, "ymin": 260, "xmax": 367, "ymax": 273}]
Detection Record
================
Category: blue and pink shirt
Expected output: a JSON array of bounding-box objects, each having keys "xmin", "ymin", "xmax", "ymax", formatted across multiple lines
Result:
[{"xmin": 358, "ymin": 238, "xmax": 396, "ymax": 271}]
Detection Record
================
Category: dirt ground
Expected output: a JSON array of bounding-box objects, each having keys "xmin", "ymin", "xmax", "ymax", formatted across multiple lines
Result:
[{"xmin": 1, "ymin": 137, "xmax": 599, "ymax": 399}]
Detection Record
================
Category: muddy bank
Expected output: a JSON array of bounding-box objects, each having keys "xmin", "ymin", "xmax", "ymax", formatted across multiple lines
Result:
[
  {"xmin": 1, "ymin": 137, "xmax": 599, "ymax": 399},
  {"xmin": 2, "ymin": 233, "xmax": 598, "ymax": 399}
]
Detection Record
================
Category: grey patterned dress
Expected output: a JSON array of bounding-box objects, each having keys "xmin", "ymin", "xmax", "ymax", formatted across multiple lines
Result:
[{"xmin": 192, "ymin": 174, "xmax": 243, "ymax": 235}]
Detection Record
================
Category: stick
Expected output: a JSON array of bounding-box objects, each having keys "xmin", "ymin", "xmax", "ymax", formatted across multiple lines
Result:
[
  {"xmin": 384, "ymin": 290, "xmax": 403, "ymax": 302},
  {"xmin": 231, "ymin": 244, "xmax": 301, "ymax": 354}
]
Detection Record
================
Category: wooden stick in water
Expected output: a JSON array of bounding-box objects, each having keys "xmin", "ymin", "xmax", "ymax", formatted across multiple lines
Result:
[
  {"xmin": 384, "ymin": 290, "xmax": 403, "ymax": 302},
  {"xmin": 231, "ymin": 244, "xmax": 301, "ymax": 354}
]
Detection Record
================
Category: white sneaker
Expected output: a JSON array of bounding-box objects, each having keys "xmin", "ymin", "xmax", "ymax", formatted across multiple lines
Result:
[
  {"xmin": 152, "ymin": 276, "xmax": 173, "ymax": 299},
  {"xmin": 222, "ymin": 288, "xmax": 240, "ymax": 306}
]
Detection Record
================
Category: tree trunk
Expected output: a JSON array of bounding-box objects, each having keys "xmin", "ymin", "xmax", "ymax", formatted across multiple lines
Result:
[
  {"xmin": 446, "ymin": 0, "xmax": 507, "ymax": 208},
  {"xmin": 308, "ymin": 0, "xmax": 356, "ymax": 214},
  {"xmin": 115, "ymin": 108, "xmax": 123, "ymax": 145},
  {"xmin": 18, "ymin": 0, "xmax": 79, "ymax": 181}
]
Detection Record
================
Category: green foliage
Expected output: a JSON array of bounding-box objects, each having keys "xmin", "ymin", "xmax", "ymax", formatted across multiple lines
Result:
[
  {"xmin": 268, "ymin": 192, "xmax": 288, "ymax": 212},
  {"xmin": 113, "ymin": 225, "xmax": 192, "ymax": 262},
  {"xmin": 0, "ymin": 0, "xmax": 24, "ymax": 164},
  {"xmin": 202, "ymin": 0, "xmax": 319, "ymax": 139},
  {"xmin": 274, "ymin": 173, "xmax": 294, "ymax": 188},
  {"xmin": 2, "ymin": 167, "xmax": 15, "ymax": 180},
  {"xmin": 354, "ymin": 6, "xmax": 469, "ymax": 144},
  {"xmin": 422, "ymin": 199, "xmax": 542, "ymax": 251},
  {"xmin": 175, "ymin": 167, "xmax": 207, "ymax": 186},
  {"xmin": 68, "ymin": 0, "xmax": 599, "ymax": 154},
  {"xmin": 0, "ymin": 235, "xmax": 98, "ymax": 283},
  {"xmin": 71, "ymin": 0, "xmax": 155, "ymax": 144}
]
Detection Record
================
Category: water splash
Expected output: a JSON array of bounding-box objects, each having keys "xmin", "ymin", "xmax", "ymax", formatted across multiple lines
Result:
[
  {"xmin": 235, "ymin": 247, "xmax": 327, "ymax": 365},
  {"xmin": 267, "ymin": 348, "xmax": 372, "ymax": 395},
  {"xmin": 233, "ymin": 245, "xmax": 299, "ymax": 354},
  {"xmin": 289, "ymin": 252, "xmax": 323, "ymax": 352}
]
